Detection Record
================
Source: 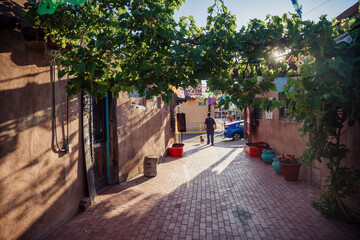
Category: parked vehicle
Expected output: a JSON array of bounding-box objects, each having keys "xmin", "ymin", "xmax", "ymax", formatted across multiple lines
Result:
[{"xmin": 224, "ymin": 120, "xmax": 244, "ymax": 140}]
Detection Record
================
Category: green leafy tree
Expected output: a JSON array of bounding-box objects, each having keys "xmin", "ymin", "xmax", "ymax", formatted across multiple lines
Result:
[
  {"xmin": 24, "ymin": 0, "xmax": 360, "ymax": 222},
  {"xmin": 24, "ymin": 0, "xmax": 279, "ymax": 104},
  {"xmin": 25, "ymin": 0, "xmax": 204, "ymax": 102},
  {"xmin": 206, "ymin": 6, "xmax": 360, "ymax": 221},
  {"xmin": 284, "ymin": 16, "xmax": 360, "ymax": 222}
]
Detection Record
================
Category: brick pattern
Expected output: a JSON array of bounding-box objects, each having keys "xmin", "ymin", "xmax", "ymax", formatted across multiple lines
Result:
[{"xmin": 48, "ymin": 134, "xmax": 360, "ymax": 240}]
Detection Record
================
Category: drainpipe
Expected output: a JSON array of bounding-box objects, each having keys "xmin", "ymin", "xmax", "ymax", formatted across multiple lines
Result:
[
  {"xmin": 105, "ymin": 93, "xmax": 110, "ymax": 184},
  {"xmin": 52, "ymin": 57, "xmax": 67, "ymax": 152}
]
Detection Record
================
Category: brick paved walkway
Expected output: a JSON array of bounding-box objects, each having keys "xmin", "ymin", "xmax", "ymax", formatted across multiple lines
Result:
[{"xmin": 48, "ymin": 133, "xmax": 360, "ymax": 240}]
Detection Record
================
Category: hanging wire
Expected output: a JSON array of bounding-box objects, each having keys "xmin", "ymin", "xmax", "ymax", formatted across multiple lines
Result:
[{"xmin": 303, "ymin": 0, "xmax": 331, "ymax": 16}]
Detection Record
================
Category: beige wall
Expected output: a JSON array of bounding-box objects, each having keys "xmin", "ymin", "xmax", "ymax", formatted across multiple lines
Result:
[
  {"xmin": 178, "ymin": 99, "xmax": 213, "ymax": 131},
  {"xmin": 115, "ymin": 93, "xmax": 173, "ymax": 181},
  {"xmin": 0, "ymin": 28, "xmax": 85, "ymax": 240}
]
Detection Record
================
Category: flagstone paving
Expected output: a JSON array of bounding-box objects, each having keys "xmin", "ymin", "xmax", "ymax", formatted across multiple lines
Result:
[{"xmin": 47, "ymin": 132, "xmax": 360, "ymax": 240}]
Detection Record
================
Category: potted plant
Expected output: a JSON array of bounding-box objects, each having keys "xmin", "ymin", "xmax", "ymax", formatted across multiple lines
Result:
[
  {"xmin": 278, "ymin": 155, "xmax": 302, "ymax": 181},
  {"xmin": 261, "ymin": 149, "xmax": 275, "ymax": 164},
  {"xmin": 255, "ymin": 142, "xmax": 270, "ymax": 160},
  {"xmin": 245, "ymin": 142, "xmax": 270, "ymax": 157},
  {"xmin": 272, "ymin": 156, "xmax": 282, "ymax": 174}
]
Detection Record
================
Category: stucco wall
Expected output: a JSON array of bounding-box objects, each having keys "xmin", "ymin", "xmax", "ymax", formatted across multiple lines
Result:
[
  {"xmin": 115, "ymin": 93, "xmax": 173, "ymax": 181},
  {"xmin": 0, "ymin": 23, "xmax": 85, "ymax": 240},
  {"xmin": 251, "ymin": 91, "xmax": 332, "ymax": 186},
  {"xmin": 251, "ymin": 91, "xmax": 311, "ymax": 183},
  {"xmin": 340, "ymin": 122, "xmax": 360, "ymax": 213},
  {"xmin": 178, "ymin": 99, "xmax": 213, "ymax": 131},
  {"xmin": 251, "ymin": 93, "xmax": 307, "ymax": 151},
  {"xmin": 252, "ymin": 91, "xmax": 360, "ymax": 212}
]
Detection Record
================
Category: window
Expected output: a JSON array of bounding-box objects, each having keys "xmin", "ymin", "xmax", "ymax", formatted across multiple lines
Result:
[
  {"xmin": 265, "ymin": 110, "xmax": 273, "ymax": 119},
  {"xmin": 279, "ymin": 93, "xmax": 296, "ymax": 120},
  {"xmin": 265, "ymin": 98, "xmax": 273, "ymax": 119}
]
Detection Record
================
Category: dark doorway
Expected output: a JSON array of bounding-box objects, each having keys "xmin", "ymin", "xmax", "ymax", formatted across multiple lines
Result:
[{"xmin": 93, "ymin": 98, "xmax": 107, "ymax": 191}]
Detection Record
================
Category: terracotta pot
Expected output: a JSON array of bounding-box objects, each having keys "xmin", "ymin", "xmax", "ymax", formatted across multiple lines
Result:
[{"xmin": 279, "ymin": 162, "xmax": 302, "ymax": 181}]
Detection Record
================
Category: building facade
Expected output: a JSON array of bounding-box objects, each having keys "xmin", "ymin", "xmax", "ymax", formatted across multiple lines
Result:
[
  {"xmin": 0, "ymin": 1, "xmax": 173, "ymax": 239},
  {"xmin": 249, "ymin": 2, "xmax": 360, "ymax": 212}
]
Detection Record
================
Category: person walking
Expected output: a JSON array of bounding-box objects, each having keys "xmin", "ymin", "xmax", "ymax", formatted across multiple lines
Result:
[{"xmin": 204, "ymin": 112, "xmax": 216, "ymax": 145}]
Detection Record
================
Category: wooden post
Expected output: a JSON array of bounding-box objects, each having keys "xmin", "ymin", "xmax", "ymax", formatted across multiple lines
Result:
[{"xmin": 109, "ymin": 96, "xmax": 119, "ymax": 184}]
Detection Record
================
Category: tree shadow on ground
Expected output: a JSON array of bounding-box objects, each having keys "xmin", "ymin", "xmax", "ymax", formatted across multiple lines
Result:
[{"xmin": 47, "ymin": 144, "xmax": 360, "ymax": 240}]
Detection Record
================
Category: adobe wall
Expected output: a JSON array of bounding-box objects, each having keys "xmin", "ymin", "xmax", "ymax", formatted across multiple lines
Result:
[
  {"xmin": 178, "ymin": 99, "xmax": 213, "ymax": 131},
  {"xmin": 0, "ymin": 11, "xmax": 85, "ymax": 240},
  {"xmin": 252, "ymin": 91, "xmax": 360, "ymax": 212},
  {"xmin": 115, "ymin": 93, "xmax": 173, "ymax": 181},
  {"xmin": 340, "ymin": 122, "xmax": 360, "ymax": 213},
  {"xmin": 251, "ymin": 91, "xmax": 324, "ymax": 185},
  {"xmin": 251, "ymin": 92, "xmax": 311, "ymax": 183}
]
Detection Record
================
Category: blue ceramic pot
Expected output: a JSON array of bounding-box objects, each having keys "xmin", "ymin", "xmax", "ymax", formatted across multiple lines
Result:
[
  {"xmin": 272, "ymin": 157, "xmax": 282, "ymax": 174},
  {"xmin": 261, "ymin": 149, "xmax": 275, "ymax": 164}
]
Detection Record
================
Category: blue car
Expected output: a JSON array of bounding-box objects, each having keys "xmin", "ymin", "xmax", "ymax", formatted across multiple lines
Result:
[{"xmin": 224, "ymin": 120, "xmax": 244, "ymax": 141}]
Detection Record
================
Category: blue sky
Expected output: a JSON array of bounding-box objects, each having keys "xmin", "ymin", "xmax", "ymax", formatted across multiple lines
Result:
[{"xmin": 174, "ymin": 0, "xmax": 358, "ymax": 28}]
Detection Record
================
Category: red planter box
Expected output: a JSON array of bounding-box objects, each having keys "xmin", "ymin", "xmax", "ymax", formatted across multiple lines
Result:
[
  {"xmin": 245, "ymin": 142, "xmax": 270, "ymax": 158},
  {"xmin": 245, "ymin": 143, "xmax": 259, "ymax": 157},
  {"xmin": 169, "ymin": 143, "xmax": 184, "ymax": 157},
  {"xmin": 172, "ymin": 143, "xmax": 184, "ymax": 148}
]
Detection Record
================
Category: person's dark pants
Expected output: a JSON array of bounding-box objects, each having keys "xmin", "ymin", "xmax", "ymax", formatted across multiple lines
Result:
[{"xmin": 207, "ymin": 130, "xmax": 214, "ymax": 145}]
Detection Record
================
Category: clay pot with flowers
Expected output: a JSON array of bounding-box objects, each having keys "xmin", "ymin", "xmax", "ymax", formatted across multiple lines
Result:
[
  {"xmin": 277, "ymin": 154, "xmax": 302, "ymax": 181},
  {"xmin": 255, "ymin": 142, "xmax": 270, "ymax": 160}
]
